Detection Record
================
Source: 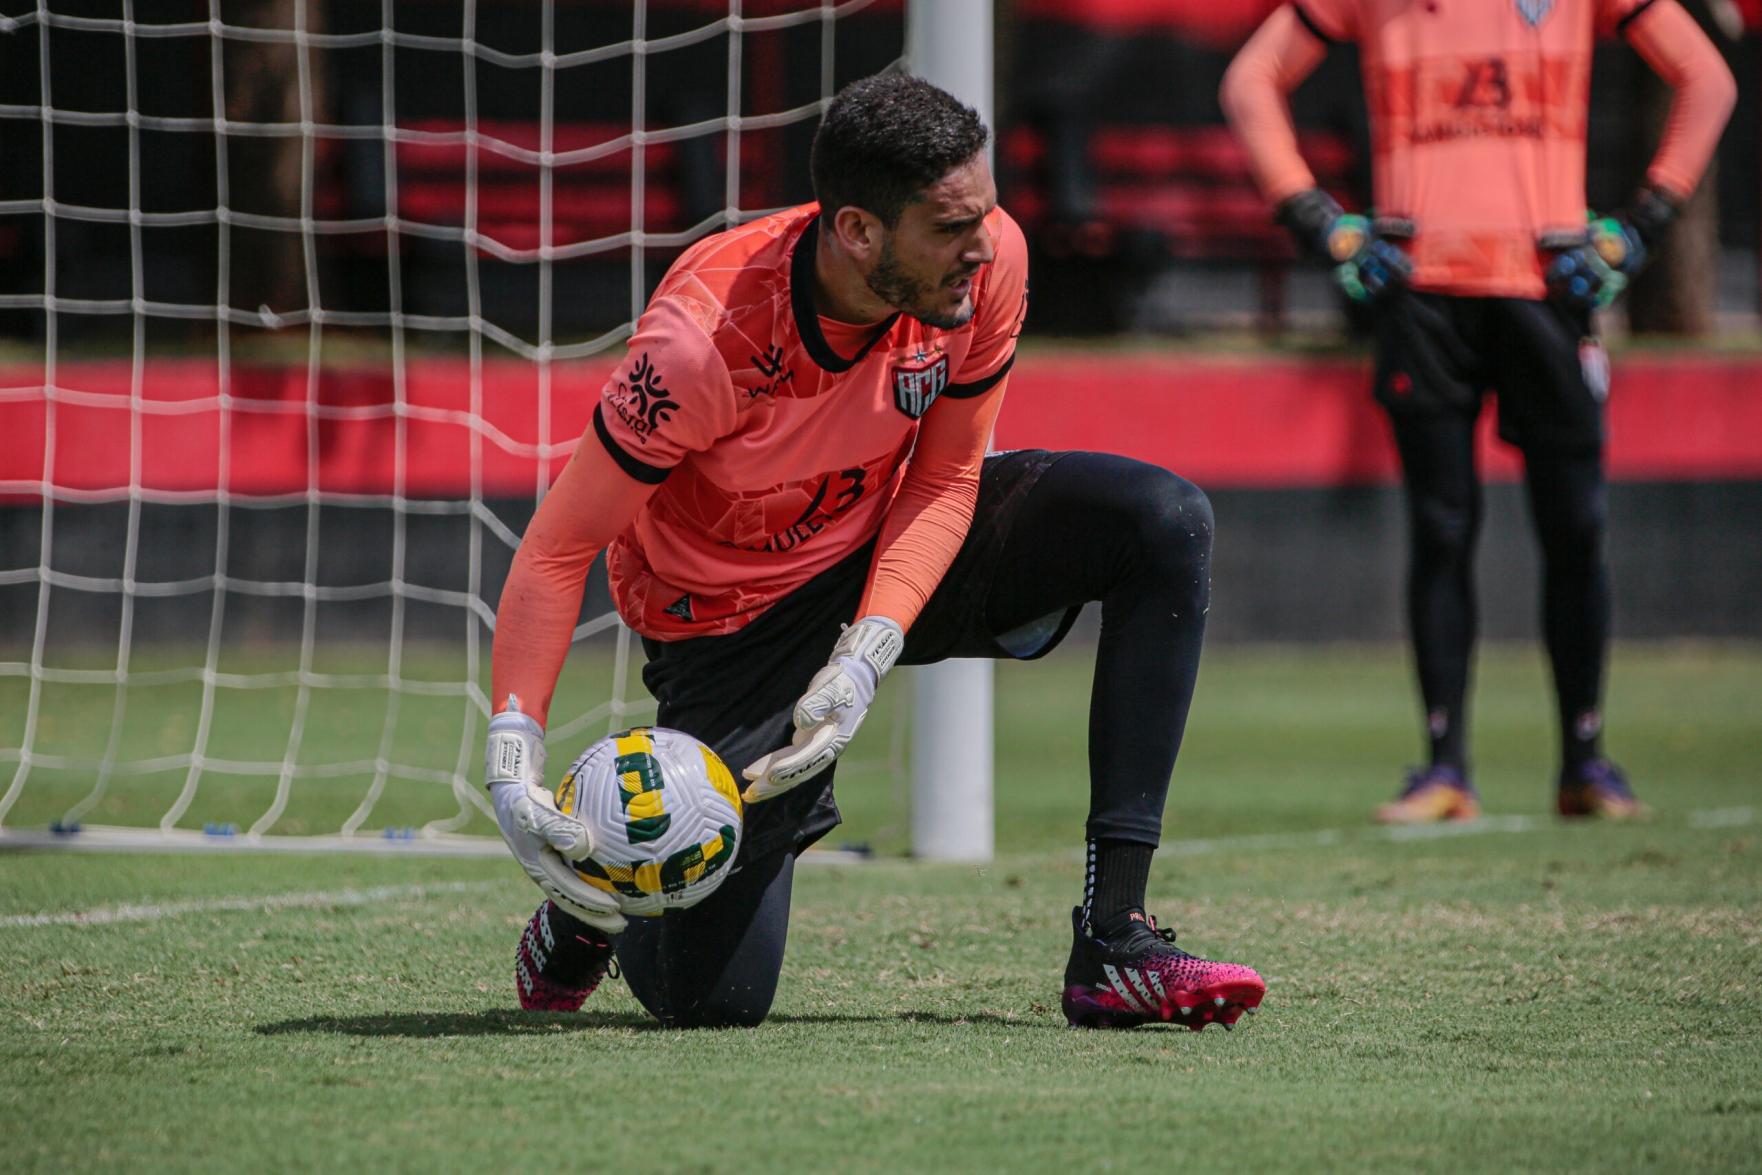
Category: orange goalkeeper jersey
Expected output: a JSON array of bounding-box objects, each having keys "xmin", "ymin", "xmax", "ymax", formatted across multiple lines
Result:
[
  {"xmin": 593, "ymin": 202, "xmax": 1027, "ymax": 639},
  {"xmin": 1271, "ymin": 0, "xmax": 1731, "ymax": 297}
]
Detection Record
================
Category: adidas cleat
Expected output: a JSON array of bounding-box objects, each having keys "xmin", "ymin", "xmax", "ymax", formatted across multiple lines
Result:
[
  {"xmin": 1557, "ymin": 759, "xmax": 1648, "ymax": 821},
  {"xmin": 1061, "ymin": 907, "xmax": 1266, "ymax": 1031},
  {"xmin": 1375, "ymin": 765, "xmax": 1480, "ymax": 825},
  {"xmin": 515, "ymin": 900, "xmax": 616, "ymax": 1012}
]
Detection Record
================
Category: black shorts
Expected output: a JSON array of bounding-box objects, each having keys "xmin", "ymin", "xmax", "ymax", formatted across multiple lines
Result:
[
  {"xmin": 638, "ymin": 449, "xmax": 1079, "ymax": 862},
  {"xmin": 1373, "ymin": 291, "xmax": 1609, "ymax": 455}
]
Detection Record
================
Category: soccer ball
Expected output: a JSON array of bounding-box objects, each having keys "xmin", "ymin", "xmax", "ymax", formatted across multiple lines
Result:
[{"xmin": 553, "ymin": 726, "xmax": 743, "ymax": 917}]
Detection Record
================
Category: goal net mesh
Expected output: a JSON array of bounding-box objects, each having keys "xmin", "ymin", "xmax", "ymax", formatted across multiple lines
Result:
[{"xmin": 0, "ymin": 0, "xmax": 901, "ymax": 851}]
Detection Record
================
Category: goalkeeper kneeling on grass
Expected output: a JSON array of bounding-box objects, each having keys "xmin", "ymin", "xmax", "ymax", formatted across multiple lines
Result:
[{"xmin": 483, "ymin": 73, "xmax": 1265, "ymax": 1031}]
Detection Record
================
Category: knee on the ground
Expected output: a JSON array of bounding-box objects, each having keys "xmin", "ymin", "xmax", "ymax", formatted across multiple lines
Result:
[
  {"xmin": 655, "ymin": 994, "xmax": 774, "ymax": 1029},
  {"xmin": 637, "ymin": 974, "xmax": 779, "ymax": 1029}
]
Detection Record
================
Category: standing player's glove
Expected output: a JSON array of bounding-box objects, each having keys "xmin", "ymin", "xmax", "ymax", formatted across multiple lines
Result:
[
  {"xmin": 1276, "ymin": 187, "xmax": 1412, "ymax": 303},
  {"xmin": 1542, "ymin": 185, "xmax": 1679, "ymax": 312},
  {"xmin": 484, "ymin": 697, "xmax": 626, "ymax": 935},
  {"xmin": 741, "ymin": 616, "xmax": 904, "ymax": 803}
]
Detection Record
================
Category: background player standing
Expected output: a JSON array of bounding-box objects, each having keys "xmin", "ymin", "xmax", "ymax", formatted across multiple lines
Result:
[
  {"xmin": 1221, "ymin": 0, "xmax": 1735, "ymax": 823},
  {"xmin": 482, "ymin": 74, "xmax": 1265, "ymax": 1030}
]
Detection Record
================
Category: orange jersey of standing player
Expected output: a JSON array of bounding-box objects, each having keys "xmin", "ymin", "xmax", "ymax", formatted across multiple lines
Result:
[
  {"xmin": 592, "ymin": 202, "xmax": 1027, "ymax": 639},
  {"xmin": 1222, "ymin": 0, "xmax": 1736, "ymax": 297}
]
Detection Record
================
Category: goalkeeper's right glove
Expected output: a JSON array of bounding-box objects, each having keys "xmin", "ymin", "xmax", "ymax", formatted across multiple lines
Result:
[
  {"xmin": 1276, "ymin": 187, "xmax": 1412, "ymax": 303},
  {"xmin": 742, "ymin": 616, "xmax": 902, "ymax": 804},
  {"xmin": 484, "ymin": 696, "xmax": 626, "ymax": 935}
]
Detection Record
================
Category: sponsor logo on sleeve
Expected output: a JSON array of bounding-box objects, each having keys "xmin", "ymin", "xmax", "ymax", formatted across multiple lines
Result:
[{"xmin": 612, "ymin": 352, "xmax": 680, "ymax": 443}]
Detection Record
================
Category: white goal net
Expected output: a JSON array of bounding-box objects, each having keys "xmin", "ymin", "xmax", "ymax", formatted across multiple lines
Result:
[{"xmin": 0, "ymin": 0, "xmax": 901, "ymax": 853}]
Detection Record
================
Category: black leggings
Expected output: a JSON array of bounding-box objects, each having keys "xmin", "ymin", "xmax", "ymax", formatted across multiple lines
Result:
[
  {"xmin": 983, "ymin": 451, "xmax": 1214, "ymax": 843},
  {"xmin": 603, "ymin": 450, "xmax": 1213, "ymax": 1027},
  {"xmin": 1392, "ymin": 413, "xmax": 1610, "ymax": 771}
]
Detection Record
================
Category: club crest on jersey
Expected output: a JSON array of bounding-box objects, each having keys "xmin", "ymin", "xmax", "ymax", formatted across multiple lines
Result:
[
  {"xmin": 891, "ymin": 352, "xmax": 949, "ymax": 419},
  {"xmin": 1515, "ymin": 0, "xmax": 1554, "ymax": 26}
]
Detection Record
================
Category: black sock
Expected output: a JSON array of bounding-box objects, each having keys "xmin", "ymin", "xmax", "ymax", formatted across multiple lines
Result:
[
  {"xmin": 1561, "ymin": 707, "xmax": 1603, "ymax": 774},
  {"xmin": 1426, "ymin": 705, "xmax": 1468, "ymax": 773},
  {"xmin": 1082, "ymin": 839, "xmax": 1155, "ymax": 937}
]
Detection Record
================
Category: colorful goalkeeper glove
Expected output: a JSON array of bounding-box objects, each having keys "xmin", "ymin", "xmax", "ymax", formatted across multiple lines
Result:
[
  {"xmin": 1276, "ymin": 187, "xmax": 1412, "ymax": 303},
  {"xmin": 1542, "ymin": 185, "xmax": 1679, "ymax": 312},
  {"xmin": 484, "ymin": 697, "xmax": 626, "ymax": 935},
  {"xmin": 741, "ymin": 615, "xmax": 904, "ymax": 803}
]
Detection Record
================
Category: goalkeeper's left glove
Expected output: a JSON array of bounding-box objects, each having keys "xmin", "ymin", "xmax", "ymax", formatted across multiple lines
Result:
[
  {"xmin": 741, "ymin": 615, "xmax": 903, "ymax": 803},
  {"xmin": 1276, "ymin": 187, "xmax": 1413, "ymax": 303},
  {"xmin": 1542, "ymin": 185, "xmax": 1680, "ymax": 312}
]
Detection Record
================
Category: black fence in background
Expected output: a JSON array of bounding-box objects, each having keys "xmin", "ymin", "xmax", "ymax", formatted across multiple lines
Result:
[{"xmin": 0, "ymin": 1, "xmax": 1756, "ymax": 340}]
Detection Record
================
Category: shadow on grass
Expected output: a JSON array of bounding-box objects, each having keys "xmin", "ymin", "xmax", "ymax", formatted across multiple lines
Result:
[{"xmin": 257, "ymin": 1008, "xmax": 1042, "ymax": 1037}]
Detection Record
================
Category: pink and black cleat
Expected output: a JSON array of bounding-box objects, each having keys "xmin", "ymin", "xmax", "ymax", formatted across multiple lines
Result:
[
  {"xmin": 1061, "ymin": 906, "xmax": 1265, "ymax": 1031},
  {"xmin": 515, "ymin": 900, "xmax": 616, "ymax": 1012}
]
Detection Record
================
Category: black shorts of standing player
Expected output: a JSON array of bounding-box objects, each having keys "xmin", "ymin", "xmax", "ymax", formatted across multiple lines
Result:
[
  {"xmin": 1372, "ymin": 290, "xmax": 1615, "ymax": 781},
  {"xmin": 1374, "ymin": 290, "xmax": 1606, "ymax": 454},
  {"xmin": 602, "ymin": 448, "xmax": 1215, "ymax": 1028}
]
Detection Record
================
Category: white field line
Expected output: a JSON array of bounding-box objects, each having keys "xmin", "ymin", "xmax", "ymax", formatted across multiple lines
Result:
[
  {"xmin": 1687, "ymin": 806, "xmax": 1759, "ymax": 829},
  {"xmin": 4, "ymin": 807, "xmax": 1752, "ymax": 930},
  {"xmin": 0, "ymin": 880, "xmax": 498, "ymax": 929},
  {"xmin": 1135, "ymin": 806, "xmax": 1755, "ymax": 859}
]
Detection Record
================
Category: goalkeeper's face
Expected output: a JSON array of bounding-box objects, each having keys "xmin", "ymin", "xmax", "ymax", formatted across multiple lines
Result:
[{"xmin": 865, "ymin": 155, "xmax": 998, "ymax": 330}]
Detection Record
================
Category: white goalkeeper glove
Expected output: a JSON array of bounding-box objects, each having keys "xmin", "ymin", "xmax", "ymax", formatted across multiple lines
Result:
[
  {"xmin": 484, "ymin": 697, "xmax": 626, "ymax": 935},
  {"xmin": 742, "ymin": 616, "xmax": 904, "ymax": 803}
]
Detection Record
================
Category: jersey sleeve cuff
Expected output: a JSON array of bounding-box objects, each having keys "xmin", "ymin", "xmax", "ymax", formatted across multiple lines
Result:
[
  {"xmin": 593, "ymin": 403, "xmax": 672, "ymax": 485},
  {"xmin": 945, "ymin": 353, "xmax": 1015, "ymax": 400}
]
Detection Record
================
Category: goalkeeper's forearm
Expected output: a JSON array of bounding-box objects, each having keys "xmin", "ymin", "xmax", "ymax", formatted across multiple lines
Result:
[
  {"xmin": 1624, "ymin": 0, "xmax": 1736, "ymax": 207},
  {"xmin": 856, "ymin": 378, "xmax": 1004, "ymax": 628},
  {"xmin": 492, "ymin": 544, "xmax": 594, "ymax": 729},
  {"xmin": 857, "ymin": 470, "xmax": 978, "ymax": 632},
  {"xmin": 491, "ymin": 433, "xmax": 659, "ymax": 726}
]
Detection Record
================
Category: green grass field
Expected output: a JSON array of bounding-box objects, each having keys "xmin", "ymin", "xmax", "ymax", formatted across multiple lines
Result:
[{"xmin": 2, "ymin": 642, "xmax": 1760, "ymax": 1171}]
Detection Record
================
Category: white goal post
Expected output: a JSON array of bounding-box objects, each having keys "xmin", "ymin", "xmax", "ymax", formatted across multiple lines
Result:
[
  {"xmin": 0, "ymin": 0, "xmax": 997, "ymax": 860},
  {"xmin": 906, "ymin": 0, "xmax": 994, "ymax": 862}
]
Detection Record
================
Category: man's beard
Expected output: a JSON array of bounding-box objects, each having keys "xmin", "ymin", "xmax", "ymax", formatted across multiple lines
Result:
[{"xmin": 865, "ymin": 239, "xmax": 975, "ymax": 330}]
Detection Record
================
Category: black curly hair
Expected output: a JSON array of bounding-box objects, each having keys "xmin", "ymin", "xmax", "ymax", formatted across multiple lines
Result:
[{"xmin": 810, "ymin": 73, "xmax": 989, "ymax": 228}]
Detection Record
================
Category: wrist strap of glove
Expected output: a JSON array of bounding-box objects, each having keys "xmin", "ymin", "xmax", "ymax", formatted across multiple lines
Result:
[
  {"xmin": 1624, "ymin": 184, "xmax": 1680, "ymax": 252},
  {"xmin": 833, "ymin": 616, "xmax": 904, "ymax": 682},
  {"xmin": 1274, "ymin": 188, "xmax": 1345, "ymax": 259},
  {"xmin": 1539, "ymin": 227, "xmax": 1591, "ymax": 252},
  {"xmin": 485, "ymin": 703, "xmax": 545, "ymax": 790}
]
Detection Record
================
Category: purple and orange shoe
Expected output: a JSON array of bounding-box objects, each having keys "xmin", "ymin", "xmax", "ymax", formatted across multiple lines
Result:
[
  {"xmin": 1061, "ymin": 907, "xmax": 1266, "ymax": 1031},
  {"xmin": 1557, "ymin": 759, "xmax": 1648, "ymax": 821},
  {"xmin": 515, "ymin": 901, "xmax": 616, "ymax": 1012},
  {"xmin": 1375, "ymin": 764, "xmax": 1481, "ymax": 825}
]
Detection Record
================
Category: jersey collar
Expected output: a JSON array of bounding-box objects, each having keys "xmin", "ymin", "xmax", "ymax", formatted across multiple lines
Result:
[{"xmin": 791, "ymin": 217, "xmax": 901, "ymax": 373}]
